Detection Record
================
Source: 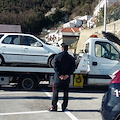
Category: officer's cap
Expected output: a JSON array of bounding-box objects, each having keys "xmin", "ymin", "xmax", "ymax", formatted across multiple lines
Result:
[{"xmin": 61, "ymin": 43, "xmax": 68, "ymax": 47}]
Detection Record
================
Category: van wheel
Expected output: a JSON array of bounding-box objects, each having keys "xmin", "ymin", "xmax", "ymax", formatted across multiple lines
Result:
[{"xmin": 18, "ymin": 75, "xmax": 38, "ymax": 90}]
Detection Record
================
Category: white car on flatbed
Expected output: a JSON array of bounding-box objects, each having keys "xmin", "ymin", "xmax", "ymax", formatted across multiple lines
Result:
[{"xmin": 0, "ymin": 33, "xmax": 62, "ymax": 67}]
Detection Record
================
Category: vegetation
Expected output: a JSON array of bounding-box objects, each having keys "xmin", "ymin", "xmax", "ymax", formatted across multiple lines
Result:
[
  {"xmin": 0, "ymin": 0, "xmax": 98, "ymax": 35},
  {"xmin": 107, "ymin": 2, "xmax": 120, "ymax": 23},
  {"xmin": 95, "ymin": 1, "xmax": 120, "ymax": 27}
]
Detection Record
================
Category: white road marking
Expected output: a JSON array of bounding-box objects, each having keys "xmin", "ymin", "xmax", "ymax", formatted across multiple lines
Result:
[
  {"xmin": 44, "ymin": 90, "xmax": 78, "ymax": 120},
  {"xmin": 0, "ymin": 91, "xmax": 30, "ymax": 95},
  {"xmin": 0, "ymin": 110, "xmax": 49, "ymax": 116},
  {"xmin": 0, "ymin": 90, "xmax": 78, "ymax": 120}
]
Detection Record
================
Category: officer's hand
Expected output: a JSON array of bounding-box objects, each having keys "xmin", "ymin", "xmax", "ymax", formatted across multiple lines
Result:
[
  {"xmin": 64, "ymin": 75, "xmax": 69, "ymax": 80},
  {"xmin": 59, "ymin": 75, "xmax": 64, "ymax": 80}
]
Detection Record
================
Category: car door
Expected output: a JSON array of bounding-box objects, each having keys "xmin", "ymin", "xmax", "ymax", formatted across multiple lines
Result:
[
  {"xmin": 1, "ymin": 35, "xmax": 21, "ymax": 62},
  {"xmin": 20, "ymin": 35, "xmax": 48, "ymax": 64},
  {"xmin": 91, "ymin": 41, "xmax": 120, "ymax": 84}
]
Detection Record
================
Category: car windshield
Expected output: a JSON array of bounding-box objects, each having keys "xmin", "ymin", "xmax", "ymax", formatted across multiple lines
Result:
[{"xmin": 38, "ymin": 37, "xmax": 51, "ymax": 45}]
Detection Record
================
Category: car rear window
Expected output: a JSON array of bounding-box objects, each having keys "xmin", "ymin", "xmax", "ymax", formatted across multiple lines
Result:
[{"xmin": 2, "ymin": 35, "xmax": 20, "ymax": 45}]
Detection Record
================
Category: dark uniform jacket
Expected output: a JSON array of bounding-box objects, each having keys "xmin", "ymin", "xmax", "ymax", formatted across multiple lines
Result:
[{"xmin": 52, "ymin": 51, "xmax": 76, "ymax": 83}]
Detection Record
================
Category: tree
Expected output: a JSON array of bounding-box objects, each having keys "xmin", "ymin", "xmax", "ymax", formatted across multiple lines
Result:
[{"xmin": 0, "ymin": 0, "xmax": 98, "ymax": 35}]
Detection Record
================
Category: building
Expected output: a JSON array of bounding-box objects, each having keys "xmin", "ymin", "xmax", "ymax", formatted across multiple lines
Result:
[
  {"xmin": 87, "ymin": 17, "xmax": 95, "ymax": 28},
  {"xmin": 0, "ymin": 24, "xmax": 21, "ymax": 33},
  {"xmin": 74, "ymin": 15, "xmax": 91, "ymax": 21},
  {"xmin": 63, "ymin": 19, "xmax": 82, "ymax": 28},
  {"xmin": 58, "ymin": 27, "xmax": 80, "ymax": 46},
  {"xmin": 45, "ymin": 27, "xmax": 81, "ymax": 46},
  {"xmin": 63, "ymin": 15, "xmax": 92, "ymax": 28}
]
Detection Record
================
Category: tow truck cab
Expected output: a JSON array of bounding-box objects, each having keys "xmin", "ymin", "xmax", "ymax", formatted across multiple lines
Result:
[{"xmin": 84, "ymin": 34, "xmax": 120, "ymax": 85}]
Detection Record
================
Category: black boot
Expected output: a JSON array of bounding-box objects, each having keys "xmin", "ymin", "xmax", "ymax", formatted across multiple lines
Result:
[
  {"xmin": 49, "ymin": 106, "xmax": 57, "ymax": 111},
  {"xmin": 62, "ymin": 104, "xmax": 67, "ymax": 112}
]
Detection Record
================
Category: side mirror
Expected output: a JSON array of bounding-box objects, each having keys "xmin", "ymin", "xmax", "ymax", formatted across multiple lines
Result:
[{"xmin": 85, "ymin": 49, "xmax": 88, "ymax": 53}]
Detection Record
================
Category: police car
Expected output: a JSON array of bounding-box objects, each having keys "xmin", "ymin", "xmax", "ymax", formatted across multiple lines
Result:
[{"xmin": 101, "ymin": 70, "xmax": 120, "ymax": 120}]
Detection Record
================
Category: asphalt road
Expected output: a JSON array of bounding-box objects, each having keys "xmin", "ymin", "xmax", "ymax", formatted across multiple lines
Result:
[{"xmin": 0, "ymin": 84, "xmax": 108, "ymax": 120}]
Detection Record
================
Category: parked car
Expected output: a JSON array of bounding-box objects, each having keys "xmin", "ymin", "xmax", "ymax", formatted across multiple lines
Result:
[
  {"xmin": 101, "ymin": 70, "xmax": 120, "ymax": 120},
  {"xmin": 0, "ymin": 33, "xmax": 62, "ymax": 67}
]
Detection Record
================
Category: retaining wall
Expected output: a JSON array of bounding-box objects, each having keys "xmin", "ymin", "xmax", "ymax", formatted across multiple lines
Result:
[{"xmin": 76, "ymin": 19, "xmax": 120, "ymax": 53}]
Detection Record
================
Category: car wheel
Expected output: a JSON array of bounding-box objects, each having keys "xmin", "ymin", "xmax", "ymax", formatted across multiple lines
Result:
[
  {"xmin": 48, "ymin": 55, "xmax": 55, "ymax": 68},
  {"xmin": 115, "ymin": 114, "xmax": 120, "ymax": 120},
  {"xmin": 18, "ymin": 75, "xmax": 38, "ymax": 90}
]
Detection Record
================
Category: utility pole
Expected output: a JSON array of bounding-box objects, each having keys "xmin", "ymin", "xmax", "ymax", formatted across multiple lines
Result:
[
  {"xmin": 104, "ymin": 0, "xmax": 107, "ymax": 32},
  {"xmin": 99, "ymin": 0, "xmax": 100, "ymax": 26}
]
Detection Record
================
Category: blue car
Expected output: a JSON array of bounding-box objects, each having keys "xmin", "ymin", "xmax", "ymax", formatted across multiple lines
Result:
[{"xmin": 101, "ymin": 70, "xmax": 120, "ymax": 120}]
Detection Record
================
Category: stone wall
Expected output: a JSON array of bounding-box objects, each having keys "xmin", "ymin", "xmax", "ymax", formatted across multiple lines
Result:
[{"xmin": 76, "ymin": 19, "xmax": 120, "ymax": 53}]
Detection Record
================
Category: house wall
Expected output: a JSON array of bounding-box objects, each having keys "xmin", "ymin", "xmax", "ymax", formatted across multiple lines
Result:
[
  {"xmin": 63, "ymin": 19, "xmax": 82, "ymax": 28},
  {"xmin": 63, "ymin": 36, "xmax": 79, "ymax": 46},
  {"xmin": 62, "ymin": 32, "xmax": 80, "ymax": 36},
  {"xmin": 63, "ymin": 22, "xmax": 75, "ymax": 28}
]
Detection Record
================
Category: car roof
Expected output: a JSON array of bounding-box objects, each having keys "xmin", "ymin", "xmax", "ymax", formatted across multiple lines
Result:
[{"xmin": 0, "ymin": 33, "xmax": 33, "ymax": 36}]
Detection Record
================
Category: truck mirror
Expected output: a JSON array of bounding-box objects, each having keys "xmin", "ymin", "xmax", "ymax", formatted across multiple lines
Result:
[{"xmin": 85, "ymin": 49, "xmax": 88, "ymax": 53}]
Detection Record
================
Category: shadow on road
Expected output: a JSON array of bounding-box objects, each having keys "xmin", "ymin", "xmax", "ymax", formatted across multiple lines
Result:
[
  {"xmin": 0, "ymin": 84, "xmax": 108, "ymax": 93},
  {"xmin": 67, "ymin": 109, "xmax": 100, "ymax": 112},
  {"xmin": 0, "ymin": 95, "xmax": 98, "ymax": 100}
]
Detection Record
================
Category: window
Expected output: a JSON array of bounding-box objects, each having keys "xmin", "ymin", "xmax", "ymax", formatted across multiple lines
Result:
[
  {"xmin": 95, "ymin": 41, "xmax": 119, "ymax": 60},
  {"xmin": 2, "ymin": 35, "xmax": 20, "ymax": 45},
  {"xmin": 20, "ymin": 36, "xmax": 42, "ymax": 47}
]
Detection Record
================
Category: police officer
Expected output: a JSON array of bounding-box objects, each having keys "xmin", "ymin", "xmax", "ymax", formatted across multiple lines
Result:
[{"xmin": 49, "ymin": 43, "xmax": 76, "ymax": 112}]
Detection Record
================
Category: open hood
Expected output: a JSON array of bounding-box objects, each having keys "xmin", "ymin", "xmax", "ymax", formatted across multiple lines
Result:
[{"xmin": 102, "ymin": 31, "xmax": 120, "ymax": 46}]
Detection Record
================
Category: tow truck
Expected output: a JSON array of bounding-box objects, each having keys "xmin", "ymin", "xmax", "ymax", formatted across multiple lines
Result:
[{"xmin": 0, "ymin": 32, "xmax": 120, "ymax": 90}]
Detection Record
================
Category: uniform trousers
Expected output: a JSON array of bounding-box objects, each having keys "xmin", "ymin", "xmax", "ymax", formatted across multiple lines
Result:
[{"xmin": 52, "ymin": 80, "xmax": 69, "ymax": 109}]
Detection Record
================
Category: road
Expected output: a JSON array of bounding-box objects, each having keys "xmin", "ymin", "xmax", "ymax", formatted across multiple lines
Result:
[{"xmin": 0, "ymin": 84, "xmax": 108, "ymax": 120}]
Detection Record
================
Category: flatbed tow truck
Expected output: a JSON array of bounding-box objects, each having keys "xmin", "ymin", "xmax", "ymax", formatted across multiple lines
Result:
[
  {"xmin": 0, "ymin": 32, "xmax": 120, "ymax": 90},
  {"xmin": 0, "ymin": 53, "xmax": 88, "ymax": 90}
]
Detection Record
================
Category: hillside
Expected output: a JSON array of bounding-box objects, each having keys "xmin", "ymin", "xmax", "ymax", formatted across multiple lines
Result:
[{"xmin": 0, "ymin": 0, "xmax": 98, "ymax": 35}]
